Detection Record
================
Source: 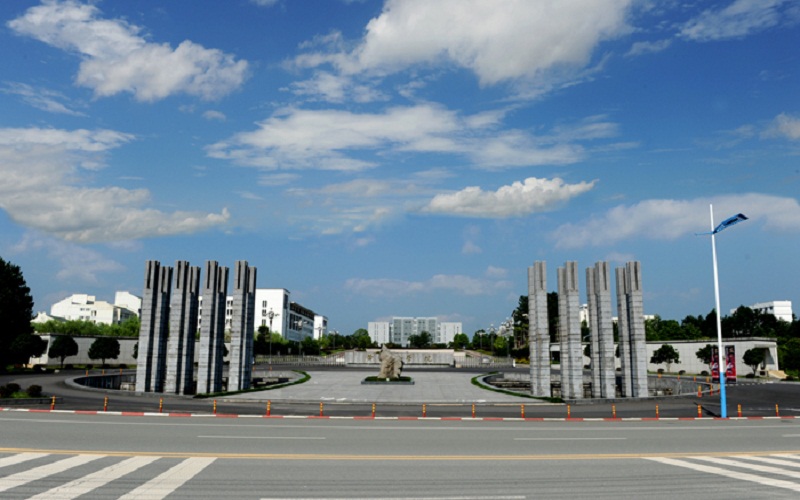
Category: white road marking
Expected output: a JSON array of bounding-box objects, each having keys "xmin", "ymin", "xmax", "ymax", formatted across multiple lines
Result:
[
  {"xmin": 197, "ymin": 435, "xmax": 325, "ymax": 440},
  {"xmin": 28, "ymin": 455, "xmax": 159, "ymax": 499},
  {"xmin": 0, "ymin": 454, "xmax": 102, "ymax": 493},
  {"xmin": 514, "ymin": 437, "xmax": 626, "ymax": 441},
  {"xmin": 647, "ymin": 456, "xmax": 800, "ymax": 492},
  {"xmin": 0, "ymin": 452, "xmax": 47, "ymax": 469},
  {"xmin": 695, "ymin": 455, "xmax": 800, "ymax": 479},
  {"xmin": 117, "ymin": 456, "xmax": 215, "ymax": 500}
]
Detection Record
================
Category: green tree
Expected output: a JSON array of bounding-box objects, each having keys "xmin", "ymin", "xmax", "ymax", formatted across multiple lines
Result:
[
  {"xmin": 650, "ymin": 344, "xmax": 680, "ymax": 372},
  {"xmin": 88, "ymin": 337, "xmax": 120, "ymax": 366},
  {"xmin": 10, "ymin": 334, "xmax": 47, "ymax": 365},
  {"xmin": 742, "ymin": 348, "xmax": 765, "ymax": 375},
  {"xmin": 0, "ymin": 257, "xmax": 37, "ymax": 369},
  {"xmin": 696, "ymin": 344, "xmax": 713, "ymax": 370},
  {"xmin": 451, "ymin": 333, "xmax": 470, "ymax": 349},
  {"xmin": 300, "ymin": 336, "xmax": 320, "ymax": 355},
  {"xmin": 48, "ymin": 335, "xmax": 79, "ymax": 368}
]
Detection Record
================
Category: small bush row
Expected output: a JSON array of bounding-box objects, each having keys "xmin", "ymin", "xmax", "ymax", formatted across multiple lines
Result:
[{"xmin": 0, "ymin": 384, "xmax": 42, "ymax": 398}]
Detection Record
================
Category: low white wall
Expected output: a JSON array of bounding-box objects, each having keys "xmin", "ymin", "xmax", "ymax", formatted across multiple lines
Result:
[{"xmin": 346, "ymin": 349, "xmax": 455, "ymax": 365}]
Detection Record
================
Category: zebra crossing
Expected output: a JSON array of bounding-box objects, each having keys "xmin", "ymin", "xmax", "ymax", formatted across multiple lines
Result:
[
  {"xmin": 0, "ymin": 452, "xmax": 214, "ymax": 499},
  {"xmin": 647, "ymin": 453, "xmax": 800, "ymax": 493}
]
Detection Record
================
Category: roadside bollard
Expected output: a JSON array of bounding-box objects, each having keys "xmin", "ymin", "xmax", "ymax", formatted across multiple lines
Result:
[
  {"xmin": 472, "ymin": 403, "xmax": 476, "ymax": 418},
  {"xmin": 102, "ymin": 369, "xmax": 105, "ymax": 375},
  {"xmin": 612, "ymin": 404, "xmax": 617, "ymax": 419},
  {"xmin": 697, "ymin": 404, "xmax": 702, "ymax": 418},
  {"xmin": 85, "ymin": 369, "xmax": 89, "ymax": 376},
  {"xmin": 103, "ymin": 396, "xmax": 108, "ymax": 412},
  {"xmin": 776, "ymin": 404, "xmax": 780, "ymax": 417},
  {"xmin": 319, "ymin": 402, "xmax": 324, "ymax": 417},
  {"xmin": 159, "ymin": 398, "xmax": 163, "ymax": 413},
  {"xmin": 520, "ymin": 404, "xmax": 525, "ymax": 419},
  {"xmin": 567, "ymin": 404, "xmax": 571, "ymax": 419},
  {"xmin": 698, "ymin": 386, "xmax": 702, "ymax": 397},
  {"xmin": 422, "ymin": 403, "xmax": 427, "ymax": 418},
  {"xmin": 267, "ymin": 400, "xmax": 271, "ymax": 416},
  {"xmin": 213, "ymin": 400, "xmax": 217, "ymax": 415},
  {"xmin": 655, "ymin": 405, "xmax": 660, "ymax": 419},
  {"xmin": 693, "ymin": 376, "xmax": 696, "ymax": 382},
  {"xmin": 737, "ymin": 404, "xmax": 742, "ymax": 418},
  {"xmin": 50, "ymin": 395, "xmax": 56, "ymax": 410},
  {"xmin": 372, "ymin": 403, "xmax": 376, "ymax": 418}
]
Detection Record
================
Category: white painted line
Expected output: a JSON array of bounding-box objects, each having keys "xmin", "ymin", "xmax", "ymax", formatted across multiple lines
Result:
[
  {"xmin": 197, "ymin": 435, "xmax": 325, "ymax": 440},
  {"xmin": 695, "ymin": 456, "xmax": 800, "ymax": 479},
  {"xmin": 737, "ymin": 455, "xmax": 800, "ymax": 469},
  {"xmin": 0, "ymin": 454, "xmax": 102, "ymax": 493},
  {"xmin": 28, "ymin": 455, "xmax": 159, "ymax": 500},
  {"xmin": 646, "ymin": 457, "xmax": 800, "ymax": 492},
  {"xmin": 261, "ymin": 496, "xmax": 526, "ymax": 500},
  {"xmin": 117, "ymin": 456, "xmax": 215, "ymax": 500},
  {"xmin": 514, "ymin": 437, "xmax": 626, "ymax": 441},
  {"xmin": 0, "ymin": 452, "xmax": 47, "ymax": 469}
]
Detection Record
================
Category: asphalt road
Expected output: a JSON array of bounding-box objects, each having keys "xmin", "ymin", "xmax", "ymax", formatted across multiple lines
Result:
[
  {"xmin": 2, "ymin": 412, "xmax": 800, "ymax": 499},
  {"xmin": 3, "ymin": 366, "xmax": 800, "ymax": 419}
]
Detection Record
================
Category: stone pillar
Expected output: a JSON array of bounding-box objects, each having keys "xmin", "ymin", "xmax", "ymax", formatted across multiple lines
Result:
[
  {"xmin": 229, "ymin": 261, "xmax": 257, "ymax": 391},
  {"xmin": 558, "ymin": 262, "xmax": 583, "ymax": 399},
  {"xmin": 135, "ymin": 261, "xmax": 171, "ymax": 393},
  {"xmin": 615, "ymin": 266, "xmax": 632, "ymax": 398},
  {"xmin": 197, "ymin": 261, "xmax": 229, "ymax": 394},
  {"xmin": 528, "ymin": 261, "xmax": 550, "ymax": 397},
  {"xmin": 164, "ymin": 261, "xmax": 200, "ymax": 395},
  {"xmin": 594, "ymin": 262, "xmax": 616, "ymax": 398},
  {"xmin": 586, "ymin": 266, "xmax": 600, "ymax": 397},
  {"xmin": 626, "ymin": 261, "xmax": 648, "ymax": 397}
]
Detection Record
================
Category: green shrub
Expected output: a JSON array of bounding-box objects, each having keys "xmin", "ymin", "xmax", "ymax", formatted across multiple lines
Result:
[
  {"xmin": 0, "ymin": 386, "xmax": 11, "ymax": 398},
  {"xmin": 26, "ymin": 385, "xmax": 42, "ymax": 397},
  {"xmin": 5, "ymin": 383, "xmax": 20, "ymax": 394}
]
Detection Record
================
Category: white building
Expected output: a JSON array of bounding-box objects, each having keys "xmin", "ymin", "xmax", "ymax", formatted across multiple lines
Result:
[
  {"xmin": 368, "ymin": 318, "xmax": 463, "ymax": 347},
  {"xmin": 368, "ymin": 322, "xmax": 391, "ymax": 345},
  {"xmin": 732, "ymin": 301, "xmax": 794, "ymax": 323},
  {"xmin": 50, "ymin": 293, "xmax": 139, "ymax": 325},
  {"xmin": 198, "ymin": 288, "xmax": 321, "ymax": 343}
]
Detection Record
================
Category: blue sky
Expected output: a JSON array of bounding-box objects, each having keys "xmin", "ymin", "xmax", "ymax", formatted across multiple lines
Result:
[{"xmin": 1, "ymin": 0, "xmax": 799, "ymax": 335}]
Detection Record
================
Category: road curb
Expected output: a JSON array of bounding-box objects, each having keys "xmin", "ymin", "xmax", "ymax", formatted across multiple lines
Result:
[{"xmin": 2, "ymin": 407, "xmax": 797, "ymax": 422}]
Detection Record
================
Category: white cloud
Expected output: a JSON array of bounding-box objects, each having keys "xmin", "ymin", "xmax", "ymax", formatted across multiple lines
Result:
[
  {"xmin": 1, "ymin": 82, "xmax": 86, "ymax": 116},
  {"xmin": 288, "ymin": 71, "xmax": 387, "ymax": 103},
  {"xmin": 298, "ymin": 0, "xmax": 634, "ymax": 89},
  {"xmin": 8, "ymin": 0, "xmax": 248, "ymax": 101},
  {"xmin": 209, "ymin": 104, "xmax": 613, "ymax": 171},
  {"xmin": 764, "ymin": 113, "xmax": 800, "ymax": 140},
  {"xmin": 550, "ymin": 193, "xmax": 800, "ymax": 248},
  {"xmin": 251, "ymin": 0, "xmax": 280, "ymax": 6},
  {"xmin": 203, "ymin": 110, "xmax": 227, "ymax": 121},
  {"xmin": 680, "ymin": 0, "xmax": 793, "ymax": 41},
  {"xmin": 345, "ymin": 273, "xmax": 512, "ymax": 297},
  {"xmin": 11, "ymin": 232, "xmax": 124, "ymax": 284},
  {"xmin": 421, "ymin": 177, "xmax": 596, "ymax": 218},
  {"xmin": 0, "ymin": 127, "xmax": 230, "ymax": 243},
  {"xmin": 625, "ymin": 39, "xmax": 672, "ymax": 58}
]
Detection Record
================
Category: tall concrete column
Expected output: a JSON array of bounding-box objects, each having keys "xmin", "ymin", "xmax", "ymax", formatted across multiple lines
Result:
[
  {"xmin": 229, "ymin": 261, "xmax": 257, "ymax": 391},
  {"xmin": 615, "ymin": 266, "xmax": 632, "ymax": 398},
  {"xmin": 165, "ymin": 261, "xmax": 200, "ymax": 395},
  {"xmin": 626, "ymin": 261, "xmax": 648, "ymax": 397},
  {"xmin": 135, "ymin": 261, "xmax": 172, "ymax": 393},
  {"xmin": 135, "ymin": 261, "xmax": 159, "ymax": 393},
  {"xmin": 586, "ymin": 266, "xmax": 600, "ymax": 397},
  {"xmin": 594, "ymin": 262, "xmax": 616, "ymax": 398},
  {"xmin": 197, "ymin": 261, "xmax": 229, "ymax": 394},
  {"xmin": 528, "ymin": 261, "xmax": 550, "ymax": 397},
  {"xmin": 558, "ymin": 262, "xmax": 583, "ymax": 399}
]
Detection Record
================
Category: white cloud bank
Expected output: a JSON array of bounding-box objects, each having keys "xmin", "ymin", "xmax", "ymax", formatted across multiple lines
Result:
[
  {"xmin": 422, "ymin": 177, "xmax": 596, "ymax": 218},
  {"xmin": 8, "ymin": 0, "xmax": 248, "ymax": 101},
  {"xmin": 345, "ymin": 270, "xmax": 513, "ymax": 297},
  {"xmin": 551, "ymin": 194, "xmax": 800, "ymax": 248},
  {"xmin": 297, "ymin": 0, "xmax": 634, "ymax": 89},
  {"xmin": 680, "ymin": 0, "xmax": 797, "ymax": 41},
  {"xmin": 0, "ymin": 127, "xmax": 230, "ymax": 243}
]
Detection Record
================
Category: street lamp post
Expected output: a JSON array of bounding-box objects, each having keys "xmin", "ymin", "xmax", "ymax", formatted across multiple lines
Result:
[
  {"xmin": 295, "ymin": 319, "xmax": 305, "ymax": 356},
  {"xmin": 700, "ymin": 205, "xmax": 748, "ymax": 419},
  {"xmin": 267, "ymin": 308, "xmax": 279, "ymax": 365}
]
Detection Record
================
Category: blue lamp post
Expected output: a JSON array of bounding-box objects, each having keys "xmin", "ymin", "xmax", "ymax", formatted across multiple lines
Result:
[{"xmin": 699, "ymin": 205, "xmax": 748, "ymax": 419}]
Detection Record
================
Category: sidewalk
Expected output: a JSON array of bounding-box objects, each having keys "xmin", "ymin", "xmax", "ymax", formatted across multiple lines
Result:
[{"xmin": 227, "ymin": 370, "xmax": 552, "ymax": 404}]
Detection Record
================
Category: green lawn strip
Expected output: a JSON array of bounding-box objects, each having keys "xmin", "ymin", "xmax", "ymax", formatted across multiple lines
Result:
[
  {"xmin": 471, "ymin": 372, "xmax": 562, "ymax": 403},
  {"xmin": 194, "ymin": 370, "xmax": 310, "ymax": 399}
]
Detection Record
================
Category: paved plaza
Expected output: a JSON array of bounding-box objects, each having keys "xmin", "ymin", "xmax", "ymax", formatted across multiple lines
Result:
[{"xmin": 227, "ymin": 369, "xmax": 550, "ymax": 404}]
